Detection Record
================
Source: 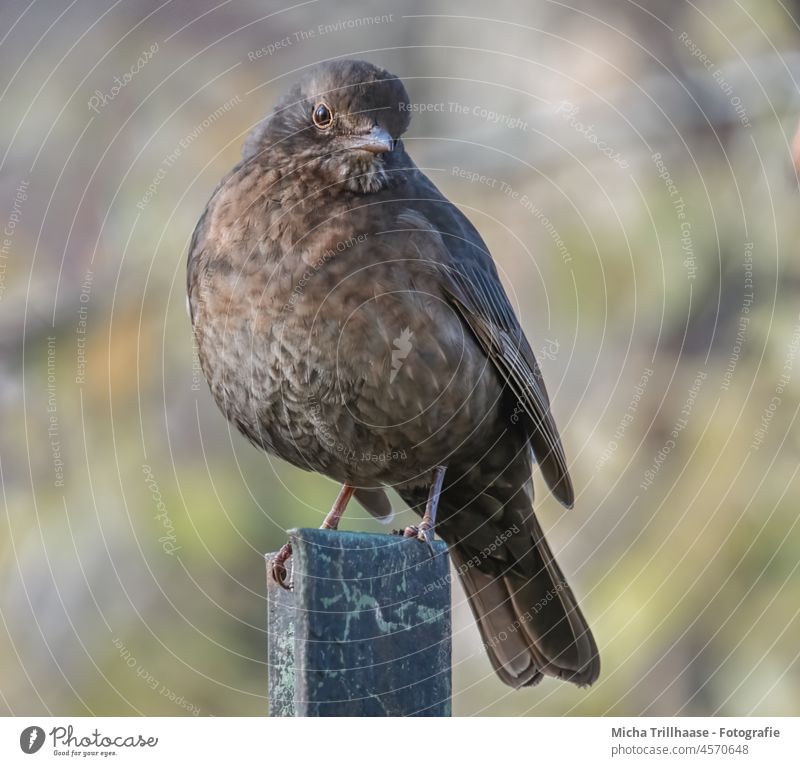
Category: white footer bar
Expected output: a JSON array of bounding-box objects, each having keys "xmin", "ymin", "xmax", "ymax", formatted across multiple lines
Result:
[{"xmin": 0, "ymin": 717, "xmax": 796, "ymax": 765}]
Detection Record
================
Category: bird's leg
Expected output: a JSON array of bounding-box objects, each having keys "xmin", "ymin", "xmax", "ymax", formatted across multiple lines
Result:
[
  {"xmin": 320, "ymin": 483, "xmax": 355, "ymax": 530},
  {"xmin": 416, "ymin": 465, "xmax": 446, "ymax": 547},
  {"xmin": 396, "ymin": 466, "xmax": 446, "ymax": 551},
  {"xmin": 269, "ymin": 483, "xmax": 356, "ymax": 589}
]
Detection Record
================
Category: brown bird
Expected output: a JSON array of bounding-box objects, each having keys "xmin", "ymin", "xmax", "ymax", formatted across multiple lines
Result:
[{"xmin": 187, "ymin": 59, "xmax": 599, "ymax": 688}]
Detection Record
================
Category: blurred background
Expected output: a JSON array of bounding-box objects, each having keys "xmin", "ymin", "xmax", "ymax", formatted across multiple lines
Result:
[{"xmin": 1, "ymin": 0, "xmax": 799, "ymax": 716}]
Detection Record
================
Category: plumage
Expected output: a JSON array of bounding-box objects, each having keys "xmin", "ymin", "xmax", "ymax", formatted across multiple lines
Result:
[{"xmin": 188, "ymin": 59, "xmax": 599, "ymax": 688}]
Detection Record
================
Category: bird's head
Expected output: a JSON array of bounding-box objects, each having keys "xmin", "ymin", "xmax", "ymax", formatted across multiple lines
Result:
[{"xmin": 243, "ymin": 59, "xmax": 411, "ymax": 194}]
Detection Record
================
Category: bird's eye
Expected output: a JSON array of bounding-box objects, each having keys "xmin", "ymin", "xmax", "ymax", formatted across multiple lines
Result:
[{"xmin": 312, "ymin": 102, "xmax": 333, "ymax": 129}]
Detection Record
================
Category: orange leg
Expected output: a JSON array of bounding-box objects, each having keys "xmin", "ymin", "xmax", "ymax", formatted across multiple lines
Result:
[
  {"xmin": 397, "ymin": 465, "xmax": 447, "ymax": 551},
  {"xmin": 269, "ymin": 483, "xmax": 355, "ymax": 589}
]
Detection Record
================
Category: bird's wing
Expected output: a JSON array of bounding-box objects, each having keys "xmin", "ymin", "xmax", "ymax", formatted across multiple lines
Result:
[{"xmin": 397, "ymin": 197, "xmax": 574, "ymax": 508}]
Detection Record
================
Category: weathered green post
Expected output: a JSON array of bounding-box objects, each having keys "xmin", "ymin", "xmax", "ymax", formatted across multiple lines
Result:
[{"xmin": 266, "ymin": 528, "xmax": 452, "ymax": 716}]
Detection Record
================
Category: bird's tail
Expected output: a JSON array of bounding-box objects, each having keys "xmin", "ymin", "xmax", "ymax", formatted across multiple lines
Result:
[{"xmin": 450, "ymin": 511, "xmax": 599, "ymax": 688}]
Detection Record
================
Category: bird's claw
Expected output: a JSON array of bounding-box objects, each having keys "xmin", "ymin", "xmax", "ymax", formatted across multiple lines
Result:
[
  {"xmin": 269, "ymin": 542, "xmax": 293, "ymax": 590},
  {"xmin": 417, "ymin": 523, "xmax": 433, "ymax": 543},
  {"xmin": 392, "ymin": 524, "xmax": 436, "ymax": 556},
  {"xmin": 391, "ymin": 524, "xmax": 418, "ymax": 537},
  {"xmin": 416, "ymin": 522, "xmax": 436, "ymax": 556}
]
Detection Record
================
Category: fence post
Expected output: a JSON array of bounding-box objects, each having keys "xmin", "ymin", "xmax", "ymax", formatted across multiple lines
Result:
[{"xmin": 266, "ymin": 528, "xmax": 452, "ymax": 716}]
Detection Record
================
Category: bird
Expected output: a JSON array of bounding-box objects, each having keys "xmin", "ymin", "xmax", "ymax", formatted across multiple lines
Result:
[{"xmin": 187, "ymin": 59, "xmax": 600, "ymax": 689}]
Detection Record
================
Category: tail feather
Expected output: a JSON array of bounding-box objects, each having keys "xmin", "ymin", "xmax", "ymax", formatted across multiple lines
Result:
[
  {"xmin": 450, "ymin": 515, "xmax": 599, "ymax": 689},
  {"xmin": 451, "ymin": 548, "xmax": 543, "ymax": 687}
]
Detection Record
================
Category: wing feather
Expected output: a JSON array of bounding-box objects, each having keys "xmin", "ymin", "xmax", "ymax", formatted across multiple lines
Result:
[{"xmin": 399, "ymin": 202, "xmax": 574, "ymax": 507}]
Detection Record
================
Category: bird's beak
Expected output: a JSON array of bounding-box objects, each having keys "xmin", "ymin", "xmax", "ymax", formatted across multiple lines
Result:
[{"xmin": 346, "ymin": 125, "xmax": 395, "ymax": 154}]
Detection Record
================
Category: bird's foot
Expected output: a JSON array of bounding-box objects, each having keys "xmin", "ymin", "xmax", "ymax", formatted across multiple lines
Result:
[
  {"xmin": 269, "ymin": 484, "xmax": 355, "ymax": 590},
  {"xmin": 392, "ymin": 524, "xmax": 419, "ymax": 537},
  {"xmin": 416, "ymin": 519, "xmax": 436, "ymax": 555},
  {"xmin": 392, "ymin": 523, "xmax": 436, "ymax": 555},
  {"xmin": 391, "ymin": 466, "xmax": 445, "ymax": 557},
  {"xmin": 269, "ymin": 542, "xmax": 293, "ymax": 590}
]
